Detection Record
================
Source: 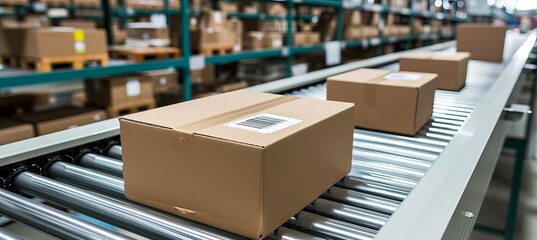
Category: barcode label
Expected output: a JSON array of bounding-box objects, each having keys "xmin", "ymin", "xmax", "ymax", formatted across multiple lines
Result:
[{"xmin": 225, "ymin": 113, "xmax": 303, "ymax": 134}]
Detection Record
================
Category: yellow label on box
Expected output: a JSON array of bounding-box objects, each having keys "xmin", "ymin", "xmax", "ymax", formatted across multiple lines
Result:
[{"xmin": 74, "ymin": 29, "xmax": 85, "ymax": 41}]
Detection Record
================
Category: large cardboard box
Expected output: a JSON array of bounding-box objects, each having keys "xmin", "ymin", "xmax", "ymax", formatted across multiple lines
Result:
[
  {"xmin": 15, "ymin": 107, "xmax": 106, "ymax": 136},
  {"xmin": 85, "ymin": 75, "xmax": 154, "ymax": 108},
  {"xmin": 457, "ymin": 24, "xmax": 507, "ymax": 62},
  {"xmin": 327, "ymin": 68, "xmax": 437, "ymax": 135},
  {"xmin": 120, "ymin": 90, "xmax": 355, "ymax": 239},
  {"xmin": 141, "ymin": 70, "xmax": 179, "ymax": 94},
  {"xmin": 400, "ymin": 52, "xmax": 470, "ymax": 91},
  {"xmin": 2, "ymin": 27, "xmax": 107, "ymax": 58},
  {"xmin": 0, "ymin": 119, "xmax": 34, "ymax": 145}
]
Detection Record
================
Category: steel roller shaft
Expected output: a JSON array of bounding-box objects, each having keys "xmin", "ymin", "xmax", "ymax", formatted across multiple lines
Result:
[
  {"xmin": 0, "ymin": 228, "xmax": 26, "ymax": 240},
  {"xmin": 13, "ymin": 172, "xmax": 242, "ymax": 240},
  {"xmin": 106, "ymin": 145, "xmax": 123, "ymax": 160},
  {"xmin": 0, "ymin": 188, "xmax": 132, "ymax": 240},
  {"xmin": 79, "ymin": 153, "xmax": 123, "ymax": 176}
]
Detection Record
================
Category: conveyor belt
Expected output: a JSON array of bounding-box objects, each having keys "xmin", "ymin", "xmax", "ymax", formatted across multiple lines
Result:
[{"xmin": 0, "ymin": 34, "xmax": 534, "ymax": 240}]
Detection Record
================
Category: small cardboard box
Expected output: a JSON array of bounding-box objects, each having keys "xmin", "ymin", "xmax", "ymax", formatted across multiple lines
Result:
[
  {"xmin": 0, "ymin": 119, "xmax": 34, "ymax": 145},
  {"xmin": 2, "ymin": 27, "xmax": 107, "ymax": 58},
  {"xmin": 191, "ymin": 28, "xmax": 234, "ymax": 50},
  {"xmin": 120, "ymin": 90, "xmax": 355, "ymax": 239},
  {"xmin": 457, "ymin": 24, "xmax": 507, "ymax": 62},
  {"xmin": 58, "ymin": 19, "xmax": 97, "ymax": 29},
  {"xmin": 85, "ymin": 75, "xmax": 154, "ymax": 108},
  {"xmin": 327, "ymin": 68, "xmax": 437, "ymax": 135},
  {"xmin": 400, "ymin": 52, "xmax": 470, "ymax": 91},
  {"xmin": 262, "ymin": 32, "xmax": 283, "ymax": 48},
  {"xmin": 15, "ymin": 107, "xmax": 106, "ymax": 136},
  {"xmin": 292, "ymin": 32, "xmax": 308, "ymax": 46},
  {"xmin": 127, "ymin": 24, "xmax": 169, "ymax": 40},
  {"xmin": 141, "ymin": 70, "xmax": 179, "ymax": 94}
]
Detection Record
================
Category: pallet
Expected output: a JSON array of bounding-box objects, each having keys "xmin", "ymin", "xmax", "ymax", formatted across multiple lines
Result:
[
  {"xmin": 41, "ymin": 0, "xmax": 70, "ymax": 6},
  {"xmin": 200, "ymin": 43, "xmax": 237, "ymax": 56},
  {"xmin": 72, "ymin": 0, "xmax": 101, "ymax": 7},
  {"xmin": 0, "ymin": 55, "xmax": 20, "ymax": 67},
  {"xmin": 20, "ymin": 53, "xmax": 109, "ymax": 72},
  {"xmin": 106, "ymin": 100, "xmax": 156, "ymax": 118},
  {"xmin": 109, "ymin": 46, "xmax": 180, "ymax": 62}
]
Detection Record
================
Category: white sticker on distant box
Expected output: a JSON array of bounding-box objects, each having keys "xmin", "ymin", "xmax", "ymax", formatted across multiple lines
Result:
[
  {"xmin": 159, "ymin": 77, "xmax": 167, "ymax": 85},
  {"xmin": 214, "ymin": 12, "xmax": 222, "ymax": 24},
  {"xmin": 384, "ymin": 73, "xmax": 421, "ymax": 81},
  {"xmin": 225, "ymin": 113, "xmax": 303, "ymax": 134},
  {"xmin": 126, "ymin": 79, "xmax": 141, "ymax": 96}
]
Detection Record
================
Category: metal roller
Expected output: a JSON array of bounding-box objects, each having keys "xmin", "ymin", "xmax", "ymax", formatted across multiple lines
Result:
[
  {"xmin": 106, "ymin": 145, "xmax": 123, "ymax": 160},
  {"xmin": 0, "ymin": 228, "xmax": 25, "ymax": 240},
  {"xmin": 0, "ymin": 188, "xmax": 132, "ymax": 240},
  {"xmin": 46, "ymin": 160, "xmax": 391, "ymax": 232},
  {"xmin": 323, "ymin": 187, "xmax": 400, "ymax": 215},
  {"xmin": 48, "ymin": 161, "xmax": 124, "ymax": 198},
  {"xmin": 79, "ymin": 153, "xmax": 123, "ymax": 177},
  {"xmin": 337, "ymin": 176, "xmax": 409, "ymax": 201},
  {"xmin": 287, "ymin": 211, "xmax": 376, "ymax": 240},
  {"xmin": 13, "ymin": 172, "xmax": 242, "ymax": 240}
]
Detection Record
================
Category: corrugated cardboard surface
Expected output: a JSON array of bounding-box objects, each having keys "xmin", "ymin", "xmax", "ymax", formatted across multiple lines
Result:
[
  {"xmin": 0, "ymin": 119, "xmax": 34, "ymax": 145},
  {"xmin": 2, "ymin": 27, "xmax": 107, "ymax": 57},
  {"xmin": 58, "ymin": 19, "xmax": 97, "ymax": 29},
  {"xmin": 127, "ymin": 27, "xmax": 169, "ymax": 40},
  {"xmin": 457, "ymin": 24, "xmax": 507, "ymax": 62},
  {"xmin": 85, "ymin": 75, "xmax": 154, "ymax": 108},
  {"xmin": 400, "ymin": 52, "xmax": 470, "ymax": 91},
  {"xmin": 15, "ymin": 107, "xmax": 106, "ymax": 135},
  {"xmin": 327, "ymin": 68, "xmax": 437, "ymax": 135},
  {"xmin": 141, "ymin": 70, "xmax": 179, "ymax": 93},
  {"xmin": 120, "ymin": 90, "xmax": 355, "ymax": 239}
]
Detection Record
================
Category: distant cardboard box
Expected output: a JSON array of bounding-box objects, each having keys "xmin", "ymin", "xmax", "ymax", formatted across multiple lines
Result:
[
  {"xmin": 120, "ymin": 90, "xmax": 355, "ymax": 239},
  {"xmin": 85, "ymin": 75, "xmax": 154, "ymax": 108},
  {"xmin": 141, "ymin": 70, "xmax": 179, "ymax": 94},
  {"xmin": 457, "ymin": 24, "xmax": 507, "ymax": 62},
  {"xmin": 15, "ymin": 107, "xmax": 106, "ymax": 136},
  {"xmin": 327, "ymin": 68, "xmax": 437, "ymax": 135},
  {"xmin": 0, "ymin": 118, "xmax": 34, "ymax": 145},
  {"xmin": 400, "ymin": 52, "xmax": 470, "ymax": 91}
]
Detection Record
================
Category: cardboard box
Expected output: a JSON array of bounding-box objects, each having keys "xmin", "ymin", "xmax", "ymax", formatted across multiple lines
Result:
[
  {"xmin": 190, "ymin": 65, "xmax": 215, "ymax": 84},
  {"xmin": 2, "ymin": 27, "xmax": 107, "ymax": 58},
  {"xmin": 199, "ymin": 10, "xmax": 228, "ymax": 30},
  {"xmin": 457, "ymin": 24, "xmax": 507, "ymax": 62},
  {"xmin": 344, "ymin": 27, "xmax": 362, "ymax": 40},
  {"xmin": 120, "ymin": 90, "xmax": 355, "ymax": 239},
  {"xmin": 316, "ymin": 12, "xmax": 337, "ymax": 42},
  {"xmin": 344, "ymin": 11, "xmax": 362, "ymax": 26},
  {"xmin": 58, "ymin": 19, "xmax": 97, "ymax": 29},
  {"xmin": 127, "ymin": 24, "xmax": 169, "ymax": 40},
  {"xmin": 306, "ymin": 31, "xmax": 320, "ymax": 45},
  {"xmin": 220, "ymin": 1, "xmax": 238, "ymax": 13},
  {"xmin": 191, "ymin": 28, "xmax": 234, "ymax": 50},
  {"xmin": 400, "ymin": 52, "xmax": 470, "ymax": 91},
  {"xmin": 15, "ymin": 107, "xmax": 106, "ymax": 136},
  {"xmin": 0, "ymin": 119, "xmax": 34, "ymax": 145},
  {"xmin": 245, "ymin": 31, "xmax": 263, "ymax": 50},
  {"xmin": 262, "ymin": 32, "xmax": 283, "ymax": 49},
  {"xmin": 141, "ymin": 70, "xmax": 179, "ymax": 94},
  {"xmin": 0, "ymin": 92, "xmax": 50, "ymax": 115},
  {"xmin": 327, "ymin": 68, "xmax": 437, "ymax": 135},
  {"xmin": 266, "ymin": 3, "xmax": 286, "ymax": 16},
  {"xmin": 85, "ymin": 75, "xmax": 154, "ymax": 108},
  {"xmin": 216, "ymin": 81, "xmax": 248, "ymax": 93}
]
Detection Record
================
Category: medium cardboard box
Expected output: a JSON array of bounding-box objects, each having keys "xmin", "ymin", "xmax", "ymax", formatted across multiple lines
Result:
[
  {"xmin": 15, "ymin": 107, "xmax": 106, "ymax": 136},
  {"xmin": 58, "ymin": 19, "xmax": 97, "ymax": 29},
  {"xmin": 266, "ymin": 3, "xmax": 287, "ymax": 16},
  {"xmin": 200, "ymin": 10, "xmax": 228, "ymax": 30},
  {"xmin": 400, "ymin": 52, "xmax": 470, "ymax": 91},
  {"xmin": 127, "ymin": 25, "xmax": 169, "ymax": 40},
  {"xmin": 457, "ymin": 24, "xmax": 507, "ymax": 62},
  {"xmin": 344, "ymin": 11, "xmax": 361, "ymax": 26},
  {"xmin": 0, "ymin": 119, "xmax": 34, "ymax": 145},
  {"xmin": 305, "ymin": 31, "xmax": 320, "ymax": 45},
  {"xmin": 291, "ymin": 32, "xmax": 308, "ymax": 45},
  {"xmin": 327, "ymin": 68, "xmax": 437, "ymax": 135},
  {"xmin": 216, "ymin": 81, "xmax": 248, "ymax": 93},
  {"xmin": 120, "ymin": 90, "xmax": 355, "ymax": 239},
  {"xmin": 245, "ymin": 31, "xmax": 264, "ymax": 50},
  {"xmin": 141, "ymin": 70, "xmax": 179, "ymax": 94},
  {"xmin": 85, "ymin": 75, "xmax": 154, "ymax": 108},
  {"xmin": 262, "ymin": 32, "xmax": 283, "ymax": 49},
  {"xmin": 191, "ymin": 28, "xmax": 234, "ymax": 50},
  {"xmin": 2, "ymin": 27, "xmax": 107, "ymax": 58}
]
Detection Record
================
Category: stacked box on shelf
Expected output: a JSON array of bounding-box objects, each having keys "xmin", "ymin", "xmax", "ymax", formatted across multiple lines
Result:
[
  {"xmin": 431, "ymin": 20, "xmax": 441, "ymax": 33},
  {"xmin": 14, "ymin": 107, "xmax": 106, "ymax": 136},
  {"xmin": 238, "ymin": 59, "xmax": 286, "ymax": 84},
  {"xmin": 384, "ymin": 14, "xmax": 410, "ymax": 37},
  {"xmin": 84, "ymin": 75, "xmax": 156, "ymax": 117},
  {"xmin": 220, "ymin": 1, "xmax": 238, "ymax": 13},
  {"xmin": 315, "ymin": 12, "xmax": 337, "ymax": 42},
  {"xmin": 0, "ymin": 118, "xmax": 34, "ymax": 145},
  {"xmin": 228, "ymin": 18, "xmax": 243, "ymax": 52},
  {"xmin": 289, "ymin": 22, "xmax": 320, "ymax": 47},
  {"xmin": 190, "ymin": 9, "xmax": 236, "ymax": 55},
  {"xmin": 142, "ymin": 69, "xmax": 181, "ymax": 106},
  {"xmin": 0, "ymin": 27, "xmax": 108, "ymax": 72},
  {"xmin": 238, "ymin": 2, "xmax": 261, "ymax": 14},
  {"xmin": 361, "ymin": 12, "xmax": 379, "ymax": 38},
  {"xmin": 126, "ymin": 22, "xmax": 170, "ymax": 47},
  {"xmin": 0, "ymin": 92, "xmax": 50, "ymax": 116},
  {"xmin": 343, "ymin": 10, "xmax": 362, "ymax": 41},
  {"xmin": 266, "ymin": 2, "xmax": 286, "ymax": 16}
]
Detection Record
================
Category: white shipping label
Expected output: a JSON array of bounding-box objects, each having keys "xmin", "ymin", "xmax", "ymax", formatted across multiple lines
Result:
[
  {"xmin": 126, "ymin": 79, "xmax": 141, "ymax": 97},
  {"xmin": 272, "ymin": 39, "xmax": 282, "ymax": 47},
  {"xmin": 93, "ymin": 114, "xmax": 102, "ymax": 121},
  {"xmin": 234, "ymin": 44, "xmax": 242, "ymax": 52},
  {"xmin": 292, "ymin": 63, "xmax": 308, "ymax": 76},
  {"xmin": 159, "ymin": 77, "xmax": 167, "ymax": 85},
  {"xmin": 74, "ymin": 42, "xmax": 86, "ymax": 54},
  {"xmin": 214, "ymin": 12, "xmax": 222, "ymax": 24},
  {"xmin": 325, "ymin": 41, "xmax": 341, "ymax": 66},
  {"xmin": 190, "ymin": 55, "xmax": 206, "ymax": 70},
  {"xmin": 225, "ymin": 113, "xmax": 303, "ymax": 134},
  {"xmin": 384, "ymin": 73, "xmax": 422, "ymax": 81}
]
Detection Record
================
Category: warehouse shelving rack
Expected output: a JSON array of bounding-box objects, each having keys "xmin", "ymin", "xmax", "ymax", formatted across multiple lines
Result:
[{"xmin": 0, "ymin": 0, "xmax": 467, "ymax": 101}]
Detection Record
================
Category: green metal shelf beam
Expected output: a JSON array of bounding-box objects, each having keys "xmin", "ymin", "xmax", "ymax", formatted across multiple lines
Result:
[
  {"xmin": 227, "ymin": 12, "xmax": 316, "ymax": 21},
  {"xmin": 293, "ymin": 0, "xmax": 341, "ymax": 7},
  {"xmin": 0, "ymin": 59, "xmax": 186, "ymax": 89},
  {"xmin": 205, "ymin": 49, "xmax": 282, "ymax": 65},
  {"xmin": 291, "ymin": 45, "xmax": 325, "ymax": 55}
]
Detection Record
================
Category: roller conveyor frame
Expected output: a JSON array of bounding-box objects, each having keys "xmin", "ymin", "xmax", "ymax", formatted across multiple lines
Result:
[{"xmin": 0, "ymin": 31, "xmax": 535, "ymax": 240}]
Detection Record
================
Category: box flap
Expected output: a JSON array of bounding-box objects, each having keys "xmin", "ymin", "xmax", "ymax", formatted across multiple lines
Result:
[
  {"xmin": 401, "ymin": 51, "xmax": 471, "ymax": 61},
  {"xmin": 328, "ymin": 68, "xmax": 437, "ymax": 89}
]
